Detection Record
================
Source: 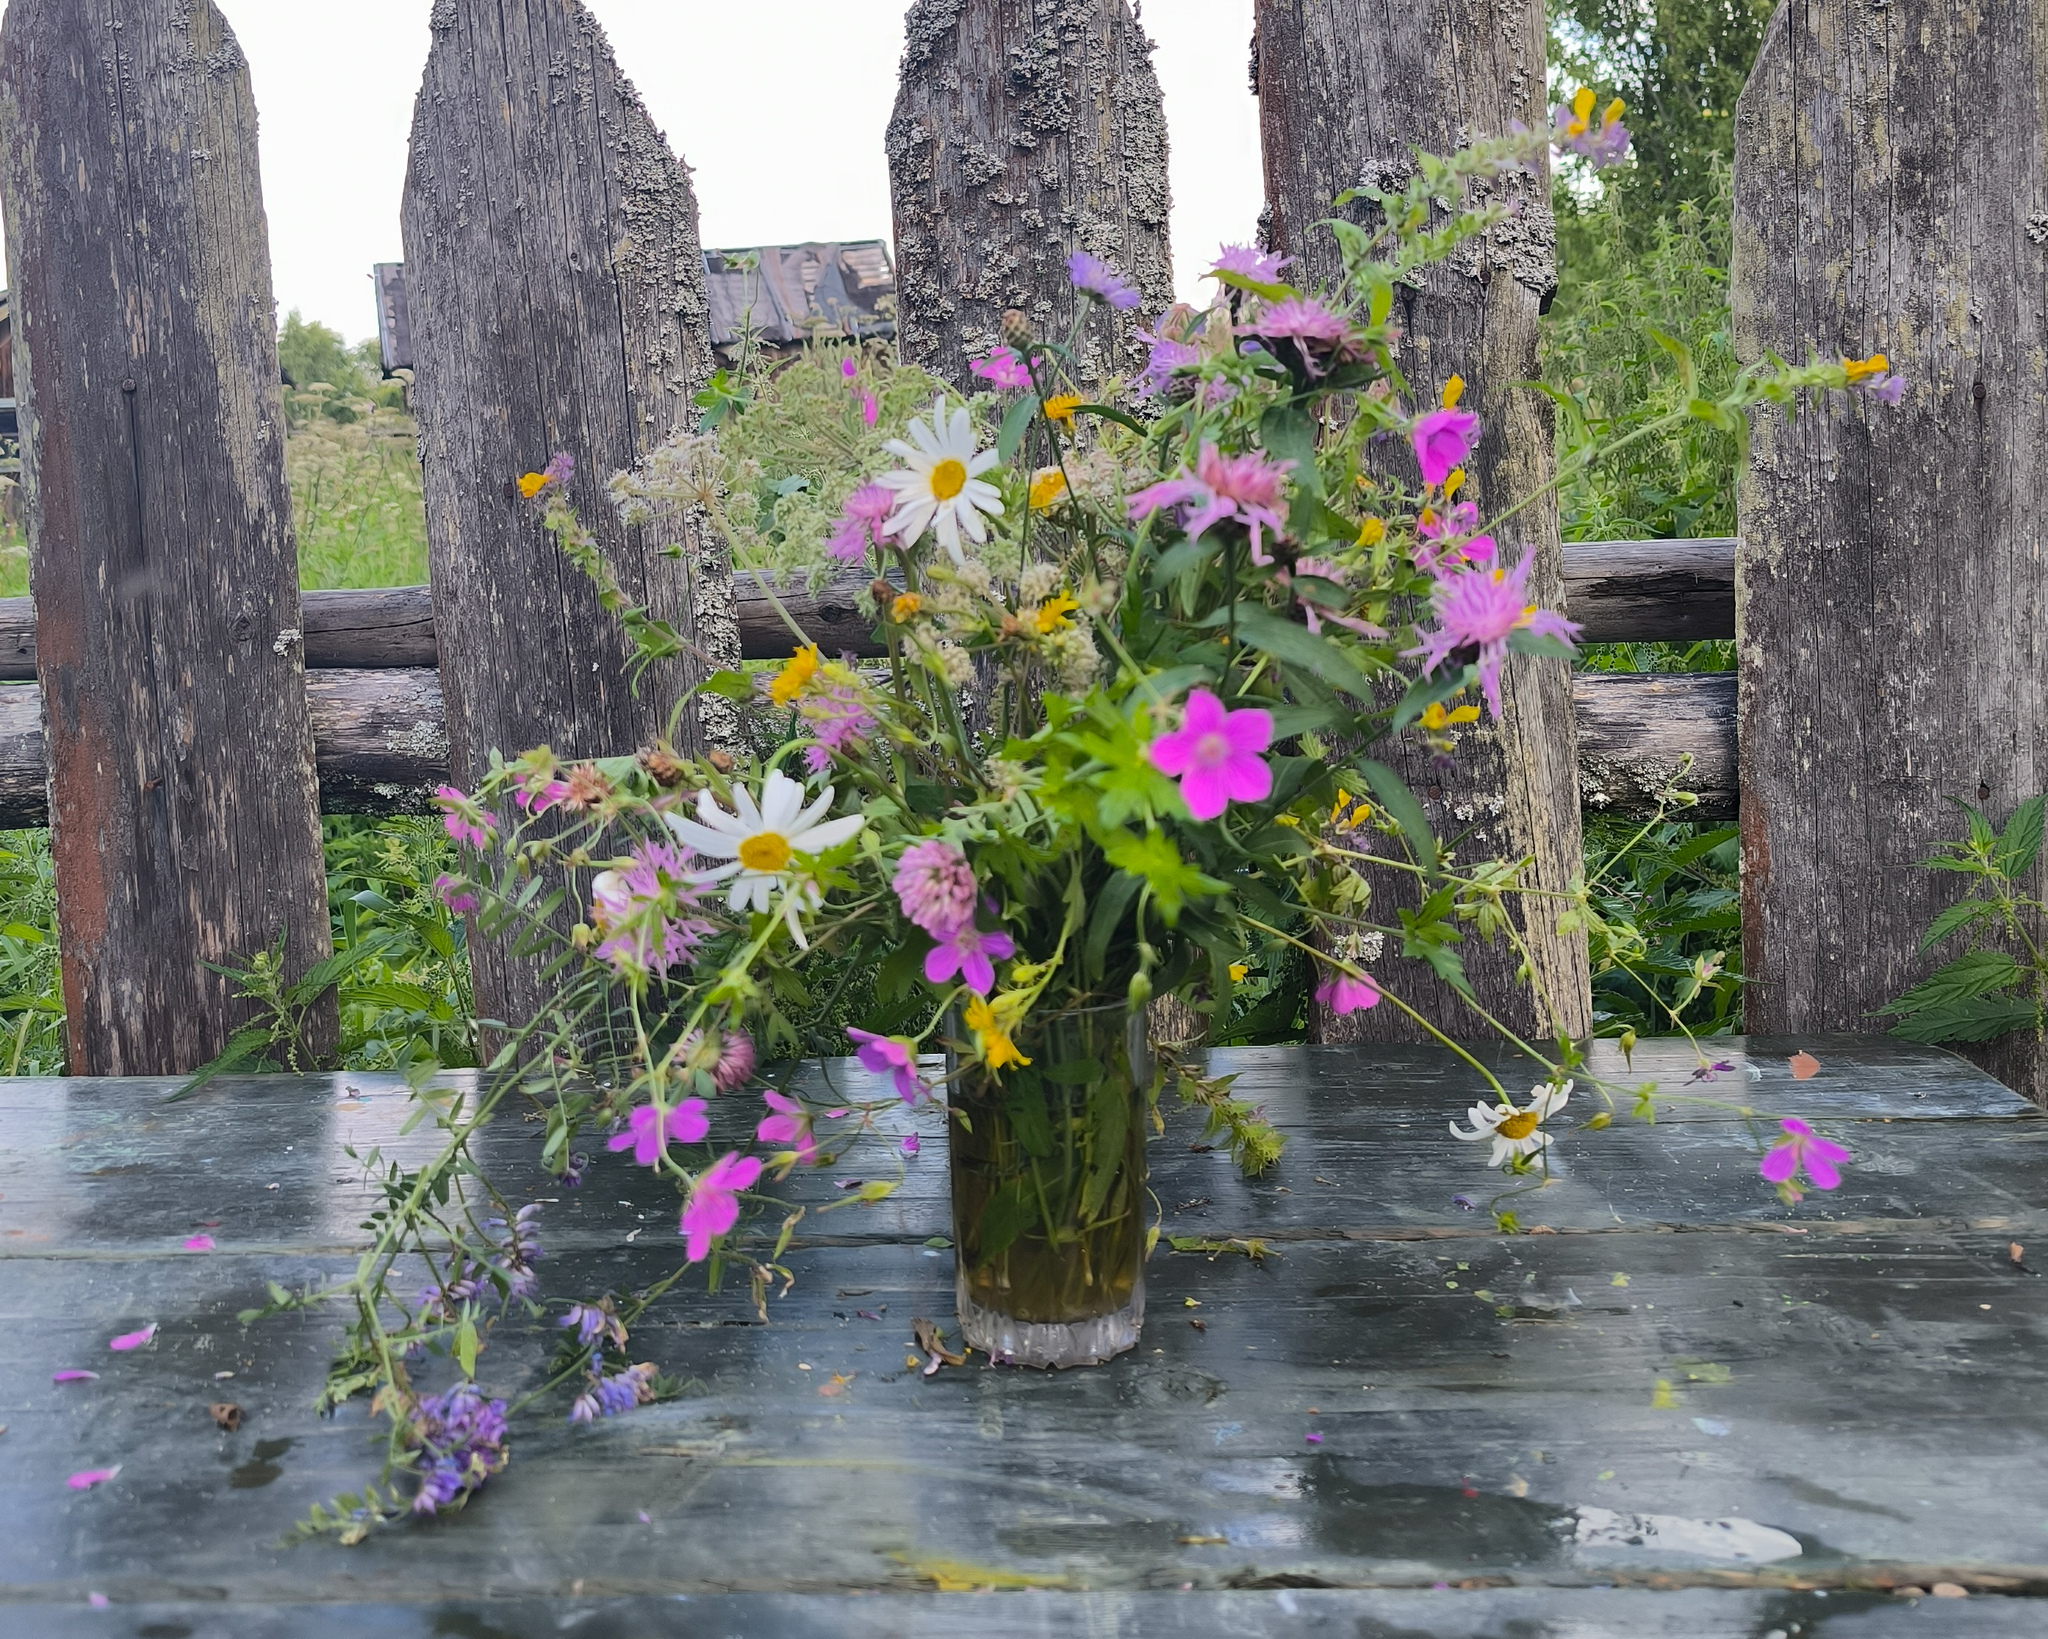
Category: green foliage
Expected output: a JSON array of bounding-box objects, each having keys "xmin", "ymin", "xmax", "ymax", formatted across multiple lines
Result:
[
  {"xmin": 0, "ymin": 830, "xmax": 63, "ymax": 1073},
  {"xmin": 288, "ymin": 408, "xmax": 430, "ymax": 589},
  {"xmin": 278, "ymin": 311, "xmax": 381, "ymax": 398},
  {"xmin": 1582, "ymin": 816, "xmax": 1740, "ymax": 1037}
]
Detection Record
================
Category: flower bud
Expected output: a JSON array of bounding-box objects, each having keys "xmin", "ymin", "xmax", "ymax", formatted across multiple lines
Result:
[
  {"xmin": 1000, "ymin": 308, "xmax": 1035, "ymax": 351},
  {"xmin": 1126, "ymin": 970, "xmax": 1153, "ymax": 1009}
]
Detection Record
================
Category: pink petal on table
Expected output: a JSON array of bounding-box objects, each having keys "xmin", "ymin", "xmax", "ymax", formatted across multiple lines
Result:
[
  {"xmin": 901, "ymin": 1134, "xmax": 921, "ymax": 1158},
  {"xmin": 108, "ymin": 1324, "xmax": 158, "ymax": 1352},
  {"xmin": 66, "ymin": 1467, "xmax": 119, "ymax": 1490},
  {"xmin": 87, "ymin": 1593, "xmax": 109, "ymax": 1608},
  {"xmin": 181, "ymin": 1234, "xmax": 216, "ymax": 1252},
  {"xmin": 52, "ymin": 1370, "xmax": 99, "ymax": 1383},
  {"xmin": 1304, "ymin": 1432, "xmax": 1324, "ymax": 1445}
]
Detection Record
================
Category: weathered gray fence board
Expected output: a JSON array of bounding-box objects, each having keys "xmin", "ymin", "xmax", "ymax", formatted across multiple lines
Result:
[
  {"xmin": 0, "ymin": 0, "xmax": 332, "ymax": 1074},
  {"xmin": 1252, "ymin": 0, "xmax": 1588, "ymax": 1045},
  {"xmin": 1732, "ymin": 3, "xmax": 2048, "ymax": 1102},
  {"xmin": 402, "ymin": 0, "xmax": 736, "ymax": 1031},
  {"xmin": 888, "ymin": 0, "xmax": 1173, "ymax": 388}
]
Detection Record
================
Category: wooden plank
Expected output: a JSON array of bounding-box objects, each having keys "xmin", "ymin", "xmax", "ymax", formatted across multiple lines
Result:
[
  {"xmin": 0, "ymin": 0, "xmax": 333, "ymax": 1073},
  {"xmin": 1252, "ymin": 0, "xmax": 1588, "ymax": 1045},
  {"xmin": 401, "ymin": 0, "xmax": 738, "ymax": 1031},
  {"xmin": 2, "ymin": 1042, "xmax": 2044, "ymax": 1613},
  {"xmin": 1575, "ymin": 670, "xmax": 1736, "ymax": 823},
  {"xmin": 888, "ymin": 0, "xmax": 1172, "ymax": 388},
  {"xmin": 1732, "ymin": 8, "xmax": 2048, "ymax": 1102},
  {"xmin": 1565, "ymin": 537, "xmax": 1736, "ymax": 643}
]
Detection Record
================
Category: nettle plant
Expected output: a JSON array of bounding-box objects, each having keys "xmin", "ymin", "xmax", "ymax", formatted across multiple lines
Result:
[{"xmin": 268, "ymin": 108, "xmax": 1901, "ymax": 1537}]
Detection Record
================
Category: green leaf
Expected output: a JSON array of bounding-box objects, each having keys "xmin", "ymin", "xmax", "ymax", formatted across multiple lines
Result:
[
  {"xmin": 1876, "ymin": 949, "xmax": 2024, "ymax": 1016},
  {"xmin": 1003, "ymin": 1079, "xmax": 1055, "ymax": 1158},
  {"xmin": 1887, "ymin": 995, "xmax": 2040, "ymax": 1045},
  {"xmin": 1220, "ymin": 604, "xmax": 1374, "ymax": 698},
  {"xmin": 454, "ymin": 1316, "xmax": 478, "ymax": 1377},
  {"xmin": 697, "ymin": 670, "xmax": 757, "ymax": 703},
  {"xmin": 1919, "ymin": 899, "xmax": 1995, "ymax": 952},
  {"xmin": 1072, "ymin": 402, "xmax": 1146, "ymax": 436},
  {"xmin": 974, "ymin": 1184, "xmax": 1036, "ymax": 1261},
  {"xmin": 1258, "ymin": 405, "xmax": 1320, "ymax": 495},
  {"xmin": 996, "ymin": 394, "xmax": 1038, "ymax": 463},
  {"xmin": 1506, "ymin": 629, "xmax": 1577, "ymax": 661},
  {"xmin": 1996, "ymin": 795, "xmax": 2046, "ymax": 878},
  {"xmin": 1101, "ymin": 828, "xmax": 1226, "ymax": 922},
  {"xmin": 1354, "ymin": 758, "xmax": 1438, "ymax": 875},
  {"xmin": 1080, "ymin": 1080, "xmax": 1132, "ymax": 1221}
]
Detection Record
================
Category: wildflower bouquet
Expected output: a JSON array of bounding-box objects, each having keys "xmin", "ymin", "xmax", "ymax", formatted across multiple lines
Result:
[{"xmin": 276, "ymin": 109, "xmax": 1896, "ymax": 1530}]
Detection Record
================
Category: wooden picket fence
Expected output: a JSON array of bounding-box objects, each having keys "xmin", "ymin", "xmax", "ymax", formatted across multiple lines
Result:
[{"xmin": 0, "ymin": 0, "xmax": 2028, "ymax": 1097}]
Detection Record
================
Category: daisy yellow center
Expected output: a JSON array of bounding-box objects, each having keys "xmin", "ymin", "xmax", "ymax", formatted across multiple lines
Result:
[
  {"xmin": 929, "ymin": 458, "xmax": 968, "ymax": 501},
  {"xmin": 1496, "ymin": 1110, "xmax": 1540, "ymax": 1140},
  {"xmin": 738, "ymin": 833, "xmax": 793, "ymax": 873}
]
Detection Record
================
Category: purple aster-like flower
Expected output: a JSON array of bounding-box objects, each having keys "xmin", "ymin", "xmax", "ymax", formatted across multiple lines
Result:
[
  {"xmin": 923, "ymin": 919, "xmax": 1017, "ymax": 997},
  {"xmin": 1411, "ymin": 407, "xmax": 1480, "ymax": 488},
  {"xmin": 1067, "ymin": 250, "xmax": 1141, "ymax": 309},
  {"xmin": 569, "ymin": 1362, "xmax": 658, "ymax": 1423},
  {"xmin": 1133, "ymin": 323, "xmax": 1202, "ymax": 400},
  {"xmin": 824, "ymin": 481, "xmax": 897, "ymax": 565},
  {"xmin": 847, "ymin": 1028, "xmax": 932, "ymax": 1105},
  {"xmin": 1239, "ymin": 296, "xmax": 1359, "ymax": 377},
  {"xmin": 433, "ymin": 785, "xmax": 496, "ymax": 851},
  {"xmin": 969, "ymin": 347, "xmax": 1037, "ymax": 391},
  {"xmin": 1128, "ymin": 442, "xmax": 1292, "ymax": 565},
  {"xmin": 406, "ymin": 1382, "xmax": 509, "ymax": 1515},
  {"xmin": 1406, "ymin": 553, "xmax": 1582, "ymax": 718},
  {"xmin": 800, "ymin": 679, "xmax": 878, "ymax": 773},
  {"xmin": 680, "ymin": 1151, "xmax": 763, "ymax": 1263},
  {"xmin": 1145, "ymin": 688, "xmax": 1274, "ymax": 821},
  {"xmin": 591, "ymin": 838, "xmax": 712, "ymax": 982},
  {"xmin": 1209, "ymin": 244, "xmax": 1293, "ymax": 283},
  {"xmin": 542, "ymin": 451, "xmax": 575, "ymax": 487},
  {"xmin": 1759, "ymin": 1117, "xmax": 1850, "ymax": 1201},
  {"xmin": 756, "ymin": 1088, "xmax": 819, "ymax": 1166},
  {"xmin": 607, "ymin": 1099, "xmax": 711, "ymax": 1168},
  {"xmin": 1314, "ymin": 971, "xmax": 1381, "ymax": 1016},
  {"xmin": 893, "ymin": 839, "xmax": 978, "ymax": 937}
]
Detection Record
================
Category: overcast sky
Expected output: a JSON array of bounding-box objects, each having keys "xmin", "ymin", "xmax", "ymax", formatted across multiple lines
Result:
[{"xmin": 202, "ymin": 0, "xmax": 1263, "ymax": 347}]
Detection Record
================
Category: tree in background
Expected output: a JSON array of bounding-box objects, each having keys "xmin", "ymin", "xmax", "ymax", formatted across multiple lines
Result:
[{"xmin": 277, "ymin": 309, "xmax": 380, "ymax": 395}]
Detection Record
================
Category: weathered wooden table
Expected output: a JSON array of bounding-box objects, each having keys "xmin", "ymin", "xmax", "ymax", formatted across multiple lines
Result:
[{"xmin": 4, "ymin": 1036, "xmax": 2045, "ymax": 1635}]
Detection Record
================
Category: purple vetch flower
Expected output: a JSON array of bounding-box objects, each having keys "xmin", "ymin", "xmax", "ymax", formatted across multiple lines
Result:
[
  {"xmin": 680, "ymin": 1152, "xmax": 763, "ymax": 1264},
  {"xmin": 847, "ymin": 1029, "xmax": 932, "ymax": 1105},
  {"xmin": 559, "ymin": 1300, "xmax": 627, "ymax": 1352},
  {"xmin": 1067, "ymin": 250, "xmax": 1141, "ymax": 309},
  {"xmin": 1759, "ymin": 1118, "xmax": 1850, "ymax": 1200},
  {"xmin": 433, "ymin": 785, "xmax": 496, "ymax": 852},
  {"xmin": 1405, "ymin": 554, "xmax": 1582, "ymax": 718},
  {"xmin": 923, "ymin": 919, "xmax": 1016, "ymax": 997},
  {"xmin": 1145, "ymin": 689, "xmax": 1275, "ymax": 822},
  {"xmin": 570, "ymin": 1362, "xmax": 659, "ymax": 1423},
  {"xmin": 757, "ymin": 1088, "xmax": 819, "ymax": 1166},
  {"xmin": 487, "ymin": 1202, "xmax": 547, "ymax": 1302},
  {"xmin": 892, "ymin": 838, "xmax": 978, "ymax": 937},
  {"xmin": 1209, "ymin": 244, "xmax": 1293, "ymax": 283},
  {"xmin": 406, "ymin": 1382, "xmax": 509, "ymax": 1515},
  {"xmin": 1128, "ymin": 443, "xmax": 1293, "ymax": 566},
  {"xmin": 969, "ymin": 347, "xmax": 1036, "ymax": 391},
  {"xmin": 560, "ymin": 1150, "xmax": 589, "ymax": 1189},
  {"xmin": 1411, "ymin": 407, "xmax": 1480, "ymax": 488},
  {"xmin": 607, "ymin": 1100, "xmax": 711, "ymax": 1169},
  {"xmin": 1314, "ymin": 972, "xmax": 1381, "ymax": 1017},
  {"xmin": 417, "ymin": 1257, "xmax": 487, "ymax": 1325},
  {"xmin": 824, "ymin": 481, "xmax": 897, "ymax": 565},
  {"xmin": 434, "ymin": 874, "xmax": 480, "ymax": 916}
]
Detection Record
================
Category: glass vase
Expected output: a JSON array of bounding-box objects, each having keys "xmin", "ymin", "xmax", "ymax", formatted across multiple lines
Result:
[{"xmin": 947, "ymin": 1001, "xmax": 1153, "ymax": 1368}]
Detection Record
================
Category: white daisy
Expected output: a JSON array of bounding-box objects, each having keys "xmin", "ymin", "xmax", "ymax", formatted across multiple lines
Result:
[
  {"xmin": 1450, "ymin": 1080, "xmax": 1572, "ymax": 1169},
  {"xmin": 665, "ymin": 770, "xmax": 864, "ymax": 948},
  {"xmin": 877, "ymin": 395, "xmax": 1004, "ymax": 565}
]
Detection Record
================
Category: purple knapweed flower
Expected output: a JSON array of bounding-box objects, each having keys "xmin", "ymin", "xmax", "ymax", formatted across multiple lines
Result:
[
  {"xmin": 590, "ymin": 839, "xmax": 711, "ymax": 981},
  {"xmin": 1209, "ymin": 244, "xmax": 1293, "ymax": 283},
  {"xmin": 824, "ymin": 481, "xmax": 897, "ymax": 565},
  {"xmin": 569, "ymin": 1362, "xmax": 658, "ymax": 1424},
  {"xmin": 1145, "ymin": 689, "xmax": 1274, "ymax": 822},
  {"xmin": 893, "ymin": 839, "xmax": 978, "ymax": 937},
  {"xmin": 1411, "ymin": 407, "xmax": 1480, "ymax": 488},
  {"xmin": 1128, "ymin": 443, "xmax": 1292, "ymax": 565},
  {"xmin": 923, "ymin": 920, "xmax": 1016, "ymax": 997},
  {"xmin": 433, "ymin": 786, "xmax": 496, "ymax": 851},
  {"xmin": 1133, "ymin": 325, "xmax": 1202, "ymax": 400},
  {"xmin": 1406, "ymin": 554, "xmax": 1582, "ymax": 718},
  {"xmin": 435, "ymin": 874, "xmax": 480, "ymax": 916},
  {"xmin": 800, "ymin": 680, "xmax": 877, "ymax": 772},
  {"xmin": 407, "ymin": 1382, "xmax": 509, "ymax": 1515},
  {"xmin": 756, "ymin": 1088, "xmax": 819, "ymax": 1166},
  {"xmin": 1759, "ymin": 1118, "xmax": 1850, "ymax": 1200},
  {"xmin": 607, "ymin": 1099, "xmax": 710, "ymax": 1168},
  {"xmin": 1314, "ymin": 971, "xmax": 1382, "ymax": 1016},
  {"xmin": 1240, "ymin": 296, "xmax": 1355, "ymax": 377},
  {"xmin": 847, "ymin": 1029, "xmax": 932, "ymax": 1104},
  {"xmin": 680, "ymin": 1152, "xmax": 764, "ymax": 1263},
  {"xmin": 1068, "ymin": 250, "xmax": 1141, "ymax": 309},
  {"xmin": 969, "ymin": 347, "xmax": 1036, "ymax": 391}
]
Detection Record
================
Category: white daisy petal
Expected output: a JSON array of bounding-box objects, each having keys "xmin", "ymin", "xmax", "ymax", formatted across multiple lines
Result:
[
  {"xmin": 967, "ymin": 449, "xmax": 1002, "ymax": 476},
  {"xmin": 760, "ymin": 770, "xmax": 804, "ymax": 831},
  {"xmin": 792, "ymin": 784, "xmax": 839, "ymax": 836},
  {"xmin": 668, "ymin": 815, "xmax": 742, "ymax": 856},
  {"xmin": 794, "ymin": 814, "xmax": 866, "ymax": 855}
]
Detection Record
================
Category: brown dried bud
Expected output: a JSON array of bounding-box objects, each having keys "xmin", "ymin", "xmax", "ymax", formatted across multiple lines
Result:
[
  {"xmin": 637, "ymin": 745, "xmax": 689, "ymax": 787},
  {"xmin": 705, "ymin": 748, "xmax": 736, "ymax": 775},
  {"xmin": 1000, "ymin": 308, "xmax": 1035, "ymax": 350},
  {"xmin": 870, "ymin": 577, "xmax": 896, "ymax": 609}
]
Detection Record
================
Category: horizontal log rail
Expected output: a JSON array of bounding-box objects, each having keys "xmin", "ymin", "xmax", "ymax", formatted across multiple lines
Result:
[{"xmin": 0, "ymin": 539, "xmax": 1738, "ymax": 680}]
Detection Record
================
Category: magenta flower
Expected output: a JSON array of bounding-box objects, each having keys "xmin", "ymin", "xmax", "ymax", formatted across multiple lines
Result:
[
  {"xmin": 800, "ymin": 680, "xmax": 877, "ymax": 772},
  {"xmin": 108, "ymin": 1324, "xmax": 157, "ymax": 1352},
  {"xmin": 893, "ymin": 839, "xmax": 978, "ymax": 936},
  {"xmin": 1128, "ymin": 443, "xmax": 1292, "ymax": 564},
  {"xmin": 901, "ymin": 1134, "xmax": 921, "ymax": 1158},
  {"xmin": 680, "ymin": 1151, "xmax": 763, "ymax": 1263},
  {"xmin": 923, "ymin": 920, "xmax": 1016, "ymax": 996},
  {"xmin": 848, "ymin": 1028, "xmax": 932, "ymax": 1103},
  {"xmin": 756, "ymin": 1089, "xmax": 819, "ymax": 1166},
  {"xmin": 861, "ymin": 391, "xmax": 879, "ymax": 427},
  {"xmin": 433, "ymin": 785, "xmax": 496, "ymax": 851},
  {"xmin": 1406, "ymin": 554, "xmax": 1581, "ymax": 717},
  {"xmin": 1411, "ymin": 407, "xmax": 1480, "ymax": 488},
  {"xmin": 969, "ymin": 347, "xmax": 1036, "ymax": 391},
  {"xmin": 1146, "ymin": 689, "xmax": 1274, "ymax": 821},
  {"xmin": 1314, "ymin": 972, "xmax": 1381, "ymax": 1016},
  {"xmin": 607, "ymin": 1098, "xmax": 709, "ymax": 1168},
  {"xmin": 1239, "ymin": 296, "xmax": 1359, "ymax": 377},
  {"xmin": 67, "ymin": 1468, "xmax": 120, "ymax": 1491},
  {"xmin": 434, "ymin": 874, "xmax": 480, "ymax": 916},
  {"xmin": 1209, "ymin": 244, "xmax": 1292, "ymax": 283},
  {"xmin": 181, "ymin": 1234, "xmax": 216, "ymax": 1252},
  {"xmin": 840, "ymin": 358, "xmax": 859, "ymax": 380},
  {"xmin": 1759, "ymin": 1118, "xmax": 1849, "ymax": 1198},
  {"xmin": 1068, "ymin": 250, "xmax": 1141, "ymax": 309},
  {"xmin": 713, "ymin": 1030, "xmax": 757, "ymax": 1093},
  {"xmin": 516, "ymin": 778, "xmax": 572, "ymax": 816},
  {"xmin": 824, "ymin": 481, "xmax": 897, "ymax": 565}
]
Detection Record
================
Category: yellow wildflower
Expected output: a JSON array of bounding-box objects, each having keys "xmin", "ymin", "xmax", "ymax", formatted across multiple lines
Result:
[
  {"xmin": 1033, "ymin": 594, "xmax": 1079, "ymax": 634},
  {"xmin": 965, "ymin": 994, "xmax": 1031, "ymax": 1071},
  {"xmin": 1441, "ymin": 373, "xmax": 1466, "ymax": 410},
  {"xmin": 1443, "ymin": 468, "xmax": 1466, "ymax": 499},
  {"xmin": 890, "ymin": 592, "xmax": 925, "ymax": 623},
  {"xmin": 1604, "ymin": 97, "xmax": 1626, "ymax": 126},
  {"xmin": 1028, "ymin": 468, "xmax": 1070, "ymax": 510},
  {"xmin": 1843, "ymin": 352, "xmax": 1890, "ymax": 382},
  {"xmin": 1228, "ymin": 963, "xmax": 1250, "ymax": 984},
  {"xmin": 1356, "ymin": 516, "xmax": 1386, "ymax": 547},
  {"xmin": 517, "ymin": 472, "xmax": 550, "ymax": 499},
  {"xmin": 1566, "ymin": 85, "xmax": 1597, "ymax": 137},
  {"xmin": 769, "ymin": 645, "xmax": 821, "ymax": 708},
  {"xmin": 1042, "ymin": 394, "xmax": 1083, "ymax": 426},
  {"xmin": 1420, "ymin": 700, "xmax": 1481, "ymax": 732}
]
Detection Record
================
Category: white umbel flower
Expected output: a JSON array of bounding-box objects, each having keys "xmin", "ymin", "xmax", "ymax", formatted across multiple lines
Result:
[
  {"xmin": 665, "ymin": 769, "xmax": 864, "ymax": 947},
  {"xmin": 878, "ymin": 395, "xmax": 1004, "ymax": 564},
  {"xmin": 1450, "ymin": 1080, "xmax": 1572, "ymax": 1169}
]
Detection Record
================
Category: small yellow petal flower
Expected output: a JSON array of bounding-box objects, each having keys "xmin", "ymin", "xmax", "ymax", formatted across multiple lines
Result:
[
  {"xmin": 1842, "ymin": 352, "xmax": 1890, "ymax": 382},
  {"xmin": 1604, "ymin": 98, "xmax": 1625, "ymax": 126},
  {"xmin": 1042, "ymin": 394, "xmax": 1083, "ymax": 425},
  {"xmin": 1356, "ymin": 516, "xmax": 1386, "ymax": 547},
  {"xmin": 1033, "ymin": 594, "xmax": 1079, "ymax": 634},
  {"xmin": 890, "ymin": 591, "xmax": 925, "ymax": 623},
  {"xmin": 1420, "ymin": 701, "xmax": 1449, "ymax": 731},
  {"xmin": 769, "ymin": 645, "xmax": 821, "ymax": 708},
  {"xmin": 1442, "ymin": 468, "xmax": 1466, "ymax": 500},
  {"xmin": 518, "ymin": 472, "xmax": 549, "ymax": 499},
  {"xmin": 1440, "ymin": 374, "xmax": 1466, "ymax": 410},
  {"xmin": 1028, "ymin": 468, "xmax": 1070, "ymax": 510},
  {"xmin": 1228, "ymin": 963, "xmax": 1250, "ymax": 983},
  {"xmin": 965, "ymin": 994, "xmax": 1031, "ymax": 1071}
]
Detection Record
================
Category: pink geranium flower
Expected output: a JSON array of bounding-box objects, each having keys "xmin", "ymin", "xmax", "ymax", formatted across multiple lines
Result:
[
  {"xmin": 1411, "ymin": 407, "xmax": 1479, "ymax": 488},
  {"xmin": 1759, "ymin": 1118, "xmax": 1849, "ymax": 1200},
  {"xmin": 848, "ymin": 1028, "xmax": 931, "ymax": 1103},
  {"xmin": 606, "ymin": 1099, "xmax": 710, "ymax": 1169},
  {"xmin": 1314, "ymin": 972, "xmax": 1381, "ymax": 1016},
  {"xmin": 1405, "ymin": 554, "xmax": 1581, "ymax": 718},
  {"xmin": 923, "ymin": 920, "xmax": 1016, "ymax": 996},
  {"xmin": 1146, "ymin": 689, "xmax": 1274, "ymax": 821},
  {"xmin": 1128, "ymin": 443, "xmax": 1292, "ymax": 565},
  {"xmin": 433, "ymin": 786, "xmax": 496, "ymax": 851},
  {"xmin": 969, "ymin": 347, "xmax": 1036, "ymax": 391},
  {"xmin": 825, "ymin": 482, "xmax": 897, "ymax": 565},
  {"xmin": 756, "ymin": 1089, "xmax": 818, "ymax": 1166},
  {"xmin": 680, "ymin": 1151, "xmax": 763, "ymax": 1263}
]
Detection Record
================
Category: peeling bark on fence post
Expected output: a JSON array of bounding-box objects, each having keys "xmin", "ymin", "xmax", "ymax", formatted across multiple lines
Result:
[
  {"xmin": 402, "ymin": 0, "xmax": 736, "ymax": 1035},
  {"xmin": 1733, "ymin": 4, "xmax": 2048, "ymax": 1103},
  {"xmin": 1253, "ymin": 0, "xmax": 1590, "ymax": 1046},
  {"xmin": 0, "ymin": 0, "xmax": 333, "ymax": 1074},
  {"xmin": 887, "ymin": 0, "xmax": 1174, "ymax": 390}
]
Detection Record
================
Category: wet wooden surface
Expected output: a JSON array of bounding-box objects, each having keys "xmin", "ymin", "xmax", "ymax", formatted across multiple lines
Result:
[{"xmin": 3, "ymin": 1036, "xmax": 2044, "ymax": 1635}]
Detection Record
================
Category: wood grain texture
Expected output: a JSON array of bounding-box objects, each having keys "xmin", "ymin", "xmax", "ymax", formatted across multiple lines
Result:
[
  {"xmin": 887, "ymin": 0, "xmax": 1173, "ymax": 389},
  {"xmin": 1732, "ymin": 3, "xmax": 2048, "ymax": 1103},
  {"xmin": 402, "ymin": 0, "xmax": 737, "ymax": 1031},
  {"xmin": 1252, "ymin": 0, "xmax": 1587, "ymax": 1046},
  {"xmin": 0, "ymin": 0, "xmax": 332, "ymax": 1074},
  {"xmin": 1575, "ymin": 670, "xmax": 1736, "ymax": 823},
  {"xmin": 1564, "ymin": 537, "xmax": 1736, "ymax": 643}
]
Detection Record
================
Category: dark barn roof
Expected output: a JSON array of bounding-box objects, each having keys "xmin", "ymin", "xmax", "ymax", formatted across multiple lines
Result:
[{"xmin": 703, "ymin": 241, "xmax": 895, "ymax": 349}]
